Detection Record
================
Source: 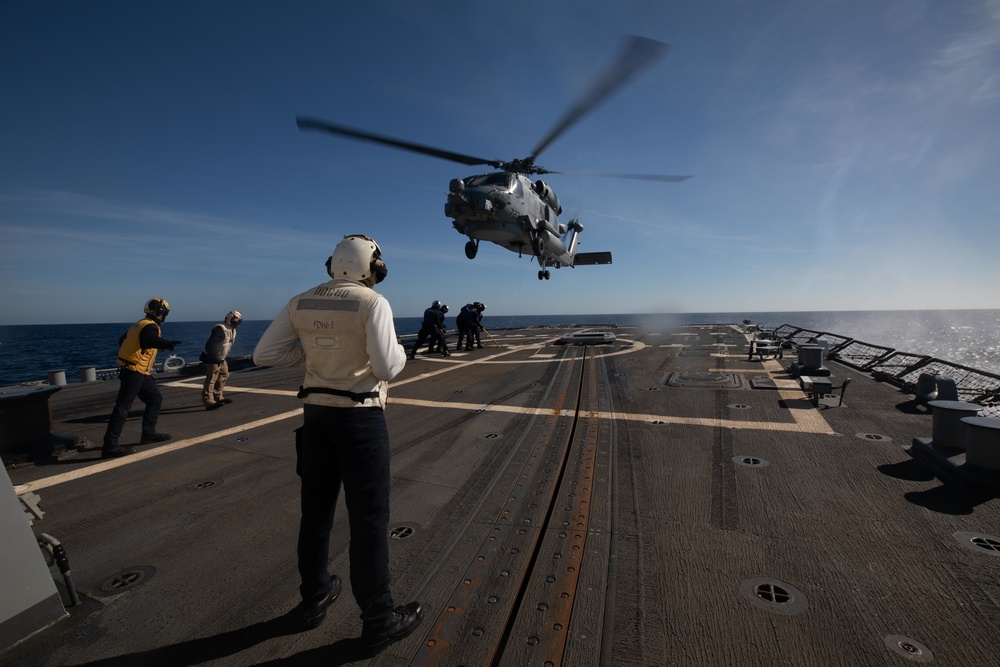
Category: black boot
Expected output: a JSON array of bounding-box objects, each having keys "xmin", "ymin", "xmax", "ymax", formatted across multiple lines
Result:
[{"xmin": 362, "ymin": 602, "xmax": 424, "ymax": 653}]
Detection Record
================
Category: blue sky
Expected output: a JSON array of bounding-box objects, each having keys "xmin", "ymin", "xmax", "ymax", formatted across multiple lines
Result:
[{"xmin": 2, "ymin": 1, "xmax": 998, "ymax": 325}]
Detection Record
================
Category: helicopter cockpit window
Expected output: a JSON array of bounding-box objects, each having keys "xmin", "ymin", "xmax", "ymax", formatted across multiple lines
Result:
[{"xmin": 465, "ymin": 173, "xmax": 513, "ymax": 190}]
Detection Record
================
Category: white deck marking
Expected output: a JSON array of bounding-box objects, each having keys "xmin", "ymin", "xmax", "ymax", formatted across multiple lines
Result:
[
  {"xmin": 409, "ymin": 338, "xmax": 647, "ymax": 364},
  {"xmin": 387, "ymin": 397, "xmax": 835, "ymax": 434},
  {"xmin": 18, "ymin": 408, "xmax": 303, "ymax": 492},
  {"xmin": 166, "ymin": 340, "xmax": 831, "ymax": 434},
  {"xmin": 162, "ymin": 380, "xmax": 298, "ymax": 396},
  {"xmin": 30, "ymin": 333, "xmax": 833, "ymax": 491}
]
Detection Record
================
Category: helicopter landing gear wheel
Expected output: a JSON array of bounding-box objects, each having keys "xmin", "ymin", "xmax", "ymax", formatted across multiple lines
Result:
[
  {"xmin": 544, "ymin": 270, "xmax": 550, "ymax": 280},
  {"xmin": 538, "ymin": 270, "xmax": 550, "ymax": 280},
  {"xmin": 465, "ymin": 240, "xmax": 478, "ymax": 259}
]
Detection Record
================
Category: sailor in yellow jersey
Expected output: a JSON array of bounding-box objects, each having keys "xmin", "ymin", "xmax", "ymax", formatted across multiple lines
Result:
[{"xmin": 101, "ymin": 298, "xmax": 182, "ymax": 459}]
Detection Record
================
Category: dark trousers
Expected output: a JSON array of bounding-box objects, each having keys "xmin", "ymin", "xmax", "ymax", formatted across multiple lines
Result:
[
  {"xmin": 456, "ymin": 321, "xmax": 472, "ymax": 349},
  {"xmin": 297, "ymin": 404, "xmax": 394, "ymax": 627},
  {"xmin": 411, "ymin": 326, "xmax": 433, "ymax": 356},
  {"xmin": 103, "ymin": 368, "xmax": 162, "ymax": 448},
  {"xmin": 431, "ymin": 327, "xmax": 449, "ymax": 354},
  {"xmin": 457, "ymin": 321, "xmax": 481, "ymax": 349},
  {"xmin": 411, "ymin": 325, "xmax": 448, "ymax": 356}
]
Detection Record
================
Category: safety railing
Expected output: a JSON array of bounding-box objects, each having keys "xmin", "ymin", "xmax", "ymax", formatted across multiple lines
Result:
[{"xmin": 769, "ymin": 323, "xmax": 1000, "ymax": 418}]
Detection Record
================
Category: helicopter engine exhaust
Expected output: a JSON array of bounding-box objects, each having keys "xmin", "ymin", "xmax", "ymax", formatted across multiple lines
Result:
[
  {"xmin": 532, "ymin": 180, "xmax": 562, "ymax": 215},
  {"xmin": 535, "ymin": 218, "xmax": 584, "ymax": 263},
  {"xmin": 534, "ymin": 229, "xmax": 567, "ymax": 257}
]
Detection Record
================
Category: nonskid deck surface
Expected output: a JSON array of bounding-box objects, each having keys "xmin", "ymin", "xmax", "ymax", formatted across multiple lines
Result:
[{"xmin": 6, "ymin": 324, "xmax": 1000, "ymax": 665}]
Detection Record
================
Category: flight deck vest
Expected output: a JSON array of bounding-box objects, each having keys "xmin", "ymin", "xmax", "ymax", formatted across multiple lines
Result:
[
  {"xmin": 215, "ymin": 323, "xmax": 237, "ymax": 358},
  {"xmin": 117, "ymin": 318, "xmax": 160, "ymax": 375},
  {"xmin": 287, "ymin": 279, "xmax": 389, "ymax": 409}
]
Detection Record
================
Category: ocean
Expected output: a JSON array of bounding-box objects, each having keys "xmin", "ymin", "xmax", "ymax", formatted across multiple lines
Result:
[{"xmin": 1, "ymin": 310, "xmax": 997, "ymax": 387}]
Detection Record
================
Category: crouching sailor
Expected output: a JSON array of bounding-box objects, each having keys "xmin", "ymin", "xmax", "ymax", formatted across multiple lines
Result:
[
  {"xmin": 253, "ymin": 234, "xmax": 424, "ymax": 651},
  {"xmin": 102, "ymin": 298, "xmax": 181, "ymax": 459}
]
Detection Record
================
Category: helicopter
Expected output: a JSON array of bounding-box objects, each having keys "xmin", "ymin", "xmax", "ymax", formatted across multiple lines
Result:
[{"xmin": 297, "ymin": 35, "xmax": 690, "ymax": 280}]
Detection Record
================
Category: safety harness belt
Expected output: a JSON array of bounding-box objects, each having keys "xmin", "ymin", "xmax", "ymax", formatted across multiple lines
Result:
[{"xmin": 297, "ymin": 386, "xmax": 380, "ymax": 402}]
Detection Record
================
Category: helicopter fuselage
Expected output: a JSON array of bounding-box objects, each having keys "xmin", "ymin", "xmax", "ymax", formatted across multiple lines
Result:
[{"xmin": 446, "ymin": 172, "xmax": 581, "ymax": 271}]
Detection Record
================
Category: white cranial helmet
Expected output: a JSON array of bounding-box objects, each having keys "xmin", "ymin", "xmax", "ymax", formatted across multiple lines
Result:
[
  {"xmin": 328, "ymin": 234, "xmax": 386, "ymax": 285},
  {"xmin": 225, "ymin": 310, "xmax": 242, "ymax": 327}
]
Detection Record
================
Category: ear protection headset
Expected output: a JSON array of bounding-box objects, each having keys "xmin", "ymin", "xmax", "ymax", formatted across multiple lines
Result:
[{"xmin": 144, "ymin": 298, "xmax": 170, "ymax": 321}]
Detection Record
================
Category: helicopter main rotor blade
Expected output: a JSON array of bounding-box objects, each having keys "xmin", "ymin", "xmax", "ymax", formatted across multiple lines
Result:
[
  {"xmin": 528, "ymin": 35, "xmax": 669, "ymax": 161},
  {"xmin": 544, "ymin": 169, "xmax": 692, "ymax": 183},
  {"xmin": 296, "ymin": 116, "xmax": 496, "ymax": 168}
]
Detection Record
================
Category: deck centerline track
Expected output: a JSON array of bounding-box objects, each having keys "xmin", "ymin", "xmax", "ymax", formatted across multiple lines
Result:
[
  {"xmin": 408, "ymin": 347, "xmax": 623, "ymax": 666},
  {"xmin": 410, "ymin": 346, "xmax": 588, "ymax": 665},
  {"xmin": 500, "ymin": 347, "xmax": 605, "ymax": 666}
]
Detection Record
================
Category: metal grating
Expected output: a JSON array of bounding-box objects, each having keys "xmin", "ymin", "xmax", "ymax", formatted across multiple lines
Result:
[
  {"xmin": 831, "ymin": 340, "xmax": 896, "ymax": 369},
  {"xmin": 665, "ymin": 372, "xmax": 742, "ymax": 389},
  {"xmin": 896, "ymin": 360, "xmax": 1000, "ymax": 404}
]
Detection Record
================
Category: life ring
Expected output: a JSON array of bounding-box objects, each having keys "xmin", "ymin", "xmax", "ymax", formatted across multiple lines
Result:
[{"xmin": 162, "ymin": 355, "xmax": 186, "ymax": 371}]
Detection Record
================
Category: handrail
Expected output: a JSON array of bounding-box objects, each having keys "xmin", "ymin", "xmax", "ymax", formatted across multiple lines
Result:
[{"xmin": 766, "ymin": 323, "xmax": 1000, "ymax": 417}]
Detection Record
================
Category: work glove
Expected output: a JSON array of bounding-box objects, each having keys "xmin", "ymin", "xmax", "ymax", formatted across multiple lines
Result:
[{"xmin": 167, "ymin": 340, "xmax": 182, "ymax": 350}]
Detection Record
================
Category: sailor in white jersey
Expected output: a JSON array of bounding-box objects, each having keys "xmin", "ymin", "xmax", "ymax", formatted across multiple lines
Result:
[{"xmin": 253, "ymin": 234, "xmax": 424, "ymax": 652}]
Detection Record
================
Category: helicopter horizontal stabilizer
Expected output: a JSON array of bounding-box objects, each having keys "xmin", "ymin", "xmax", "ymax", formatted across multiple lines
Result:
[{"xmin": 572, "ymin": 252, "xmax": 613, "ymax": 266}]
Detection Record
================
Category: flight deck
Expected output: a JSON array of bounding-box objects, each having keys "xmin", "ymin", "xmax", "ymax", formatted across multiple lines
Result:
[{"xmin": 5, "ymin": 324, "xmax": 1000, "ymax": 665}]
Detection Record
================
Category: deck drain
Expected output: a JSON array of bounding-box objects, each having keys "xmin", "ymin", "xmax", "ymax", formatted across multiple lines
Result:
[
  {"xmin": 389, "ymin": 523, "xmax": 419, "ymax": 540},
  {"xmin": 235, "ymin": 436, "xmax": 250, "ymax": 442},
  {"xmin": 733, "ymin": 456, "xmax": 769, "ymax": 468},
  {"xmin": 954, "ymin": 532, "xmax": 1000, "ymax": 557},
  {"xmin": 728, "ymin": 404, "xmax": 751, "ymax": 410},
  {"xmin": 650, "ymin": 420, "xmax": 667, "ymax": 425},
  {"xmin": 188, "ymin": 478, "xmax": 223, "ymax": 491},
  {"xmin": 856, "ymin": 433, "xmax": 892, "ymax": 442},
  {"xmin": 741, "ymin": 578, "xmax": 807, "ymax": 615},
  {"xmin": 98, "ymin": 566, "xmax": 156, "ymax": 596},
  {"xmin": 884, "ymin": 635, "xmax": 933, "ymax": 662},
  {"xmin": 485, "ymin": 433, "xmax": 501, "ymax": 439}
]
